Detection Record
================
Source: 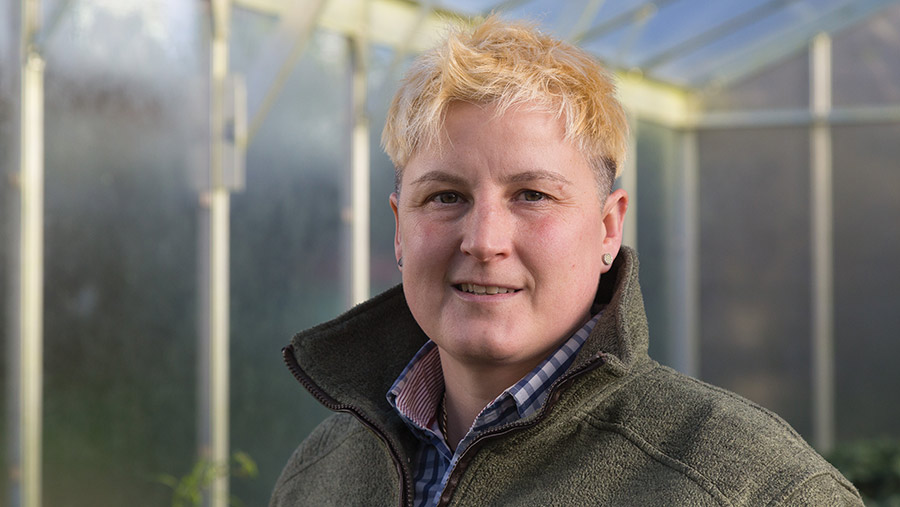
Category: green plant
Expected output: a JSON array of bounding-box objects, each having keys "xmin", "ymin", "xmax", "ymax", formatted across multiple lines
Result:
[
  {"xmin": 828, "ymin": 438, "xmax": 900, "ymax": 506},
  {"xmin": 157, "ymin": 451, "xmax": 258, "ymax": 507}
]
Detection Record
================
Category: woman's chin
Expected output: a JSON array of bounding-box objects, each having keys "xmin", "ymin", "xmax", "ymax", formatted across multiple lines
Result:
[{"xmin": 436, "ymin": 331, "xmax": 544, "ymax": 369}]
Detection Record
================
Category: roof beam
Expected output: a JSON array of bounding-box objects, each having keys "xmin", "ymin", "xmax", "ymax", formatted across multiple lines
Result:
[
  {"xmin": 692, "ymin": 104, "xmax": 900, "ymax": 129},
  {"xmin": 616, "ymin": 71, "xmax": 696, "ymax": 127},
  {"xmin": 483, "ymin": 0, "xmax": 539, "ymax": 15},
  {"xmin": 236, "ymin": 0, "xmax": 467, "ymax": 52},
  {"xmin": 375, "ymin": 0, "xmax": 438, "ymax": 101},
  {"xmin": 573, "ymin": 0, "xmax": 680, "ymax": 44},
  {"xmin": 236, "ymin": 0, "xmax": 698, "ymax": 128},
  {"xmin": 241, "ymin": 0, "xmax": 328, "ymax": 148},
  {"xmin": 322, "ymin": 0, "xmax": 466, "ymax": 50},
  {"xmin": 565, "ymin": 0, "xmax": 606, "ymax": 41}
]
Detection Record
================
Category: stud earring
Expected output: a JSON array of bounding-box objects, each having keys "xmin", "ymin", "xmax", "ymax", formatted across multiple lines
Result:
[{"xmin": 602, "ymin": 253, "xmax": 613, "ymax": 266}]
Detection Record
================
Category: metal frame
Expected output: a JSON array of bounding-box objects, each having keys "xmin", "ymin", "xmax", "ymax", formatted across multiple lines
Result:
[
  {"xmin": 573, "ymin": 0, "xmax": 680, "ymax": 44},
  {"xmin": 197, "ymin": 1, "xmax": 236, "ymax": 506},
  {"xmin": 484, "ymin": 0, "xmax": 539, "ymax": 15},
  {"xmin": 376, "ymin": 0, "xmax": 436, "ymax": 101},
  {"xmin": 621, "ymin": 116, "xmax": 639, "ymax": 251},
  {"xmin": 32, "ymin": 0, "xmax": 71, "ymax": 51},
  {"xmin": 668, "ymin": 128, "xmax": 699, "ymax": 378},
  {"xmin": 692, "ymin": 105, "xmax": 900, "ymax": 129},
  {"xmin": 3, "ymin": 4, "xmax": 898, "ymax": 506},
  {"xmin": 810, "ymin": 32, "xmax": 835, "ymax": 453},
  {"xmin": 350, "ymin": 3, "xmax": 372, "ymax": 306},
  {"xmin": 614, "ymin": 5, "xmax": 656, "ymax": 66},
  {"xmin": 564, "ymin": 0, "xmax": 607, "ymax": 42},
  {"xmin": 637, "ymin": 0, "xmax": 800, "ymax": 71},
  {"xmin": 241, "ymin": 0, "xmax": 328, "ymax": 149},
  {"xmin": 7, "ymin": 1, "xmax": 44, "ymax": 506},
  {"xmin": 235, "ymin": 0, "xmax": 467, "ymax": 54}
]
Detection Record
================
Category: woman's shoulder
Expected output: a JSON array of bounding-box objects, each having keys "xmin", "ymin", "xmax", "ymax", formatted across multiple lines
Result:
[
  {"xmin": 287, "ymin": 413, "xmax": 367, "ymax": 465},
  {"xmin": 270, "ymin": 413, "xmax": 398, "ymax": 506},
  {"xmin": 579, "ymin": 363, "xmax": 861, "ymax": 505}
]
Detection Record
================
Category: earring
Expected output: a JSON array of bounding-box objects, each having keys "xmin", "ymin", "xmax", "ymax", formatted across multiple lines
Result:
[
  {"xmin": 398, "ymin": 257, "xmax": 403, "ymax": 267},
  {"xmin": 602, "ymin": 253, "xmax": 613, "ymax": 266}
]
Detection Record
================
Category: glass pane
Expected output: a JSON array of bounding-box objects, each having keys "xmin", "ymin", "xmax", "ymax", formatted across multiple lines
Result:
[
  {"xmin": 698, "ymin": 127, "xmax": 813, "ymax": 438},
  {"xmin": 369, "ymin": 46, "xmax": 404, "ymax": 297},
  {"xmin": 40, "ymin": 2, "xmax": 201, "ymax": 504},
  {"xmin": 633, "ymin": 121, "xmax": 681, "ymax": 367},
  {"xmin": 437, "ymin": 0, "xmax": 499, "ymax": 16},
  {"xmin": 701, "ymin": 50, "xmax": 809, "ymax": 111},
  {"xmin": 584, "ymin": 0, "xmax": 778, "ymax": 69},
  {"xmin": 833, "ymin": 123, "xmax": 900, "ymax": 440},
  {"xmin": 832, "ymin": 3, "xmax": 900, "ymax": 107},
  {"xmin": 229, "ymin": 26, "xmax": 349, "ymax": 504},
  {"xmin": 0, "ymin": 3, "xmax": 16, "ymax": 502}
]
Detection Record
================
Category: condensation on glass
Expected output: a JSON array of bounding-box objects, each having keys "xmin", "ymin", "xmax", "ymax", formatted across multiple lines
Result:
[
  {"xmin": 37, "ymin": 2, "xmax": 202, "ymax": 505},
  {"xmin": 228, "ymin": 18, "xmax": 351, "ymax": 502}
]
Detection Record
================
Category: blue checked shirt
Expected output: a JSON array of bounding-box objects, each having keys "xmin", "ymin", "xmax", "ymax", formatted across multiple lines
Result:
[{"xmin": 386, "ymin": 313, "xmax": 601, "ymax": 507}]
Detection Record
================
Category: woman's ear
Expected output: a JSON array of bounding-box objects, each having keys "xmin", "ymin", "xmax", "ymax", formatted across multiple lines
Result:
[
  {"xmin": 600, "ymin": 188, "xmax": 628, "ymax": 272},
  {"xmin": 390, "ymin": 192, "xmax": 402, "ymax": 269}
]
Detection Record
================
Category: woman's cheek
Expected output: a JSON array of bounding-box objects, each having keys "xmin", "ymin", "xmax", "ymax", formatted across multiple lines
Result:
[{"xmin": 522, "ymin": 215, "xmax": 564, "ymax": 252}]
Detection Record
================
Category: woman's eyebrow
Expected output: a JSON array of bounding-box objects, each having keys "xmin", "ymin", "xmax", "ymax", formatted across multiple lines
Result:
[
  {"xmin": 409, "ymin": 169, "xmax": 572, "ymax": 186},
  {"xmin": 409, "ymin": 170, "xmax": 466, "ymax": 186},
  {"xmin": 501, "ymin": 170, "xmax": 572, "ymax": 185}
]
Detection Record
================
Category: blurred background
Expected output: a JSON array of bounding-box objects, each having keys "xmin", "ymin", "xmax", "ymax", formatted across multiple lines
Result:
[{"xmin": 2, "ymin": 0, "xmax": 899, "ymax": 505}]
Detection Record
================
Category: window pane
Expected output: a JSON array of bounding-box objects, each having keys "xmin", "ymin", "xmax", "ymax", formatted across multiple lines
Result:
[
  {"xmin": 229, "ymin": 27, "xmax": 349, "ymax": 504},
  {"xmin": 833, "ymin": 123, "xmax": 900, "ymax": 440},
  {"xmin": 701, "ymin": 50, "xmax": 809, "ymax": 111},
  {"xmin": 40, "ymin": 2, "xmax": 201, "ymax": 504},
  {"xmin": 0, "ymin": 4, "xmax": 16, "ymax": 501},
  {"xmin": 634, "ymin": 121, "xmax": 681, "ymax": 366},
  {"xmin": 698, "ymin": 127, "xmax": 813, "ymax": 438},
  {"xmin": 369, "ymin": 46, "xmax": 405, "ymax": 297},
  {"xmin": 832, "ymin": 3, "xmax": 900, "ymax": 108}
]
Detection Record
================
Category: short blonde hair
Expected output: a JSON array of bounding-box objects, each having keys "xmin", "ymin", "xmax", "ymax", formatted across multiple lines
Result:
[{"xmin": 382, "ymin": 16, "xmax": 628, "ymax": 193}]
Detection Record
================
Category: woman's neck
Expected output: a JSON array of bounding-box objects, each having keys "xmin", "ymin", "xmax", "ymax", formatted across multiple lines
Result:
[{"xmin": 438, "ymin": 352, "xmax": 533, "ymax": 452}]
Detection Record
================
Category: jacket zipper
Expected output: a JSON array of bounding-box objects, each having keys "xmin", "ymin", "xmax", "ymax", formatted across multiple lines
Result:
[
  {"xmin": 282, "ymin": 345, "xmax": 414, "ymax": 507},
  {"xmin": 435, "ymin": 353, "xmax": 608, "ymax": 507}
]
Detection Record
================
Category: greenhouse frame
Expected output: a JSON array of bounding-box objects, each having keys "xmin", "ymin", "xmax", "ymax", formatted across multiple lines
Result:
[{"xmin": 3, "ymin": 0, "xmax": 900, "ymax": 505}]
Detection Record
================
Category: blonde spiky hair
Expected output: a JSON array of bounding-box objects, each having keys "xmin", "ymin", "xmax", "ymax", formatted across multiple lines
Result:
[{"xmin": 382, "ymin": 15, "xmax": 629, "ymax": 193}]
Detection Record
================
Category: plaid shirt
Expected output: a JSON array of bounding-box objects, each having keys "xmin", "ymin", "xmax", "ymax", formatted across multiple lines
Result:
[{"xmin": 386, "ymin": 313, "xmax": 601, "ymax": 507}]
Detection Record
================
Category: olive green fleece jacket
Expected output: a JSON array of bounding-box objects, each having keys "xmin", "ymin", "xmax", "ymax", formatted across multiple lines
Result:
[{"xmin": 271, "ymin": 247, "xmax": 861, "ymax": 506}]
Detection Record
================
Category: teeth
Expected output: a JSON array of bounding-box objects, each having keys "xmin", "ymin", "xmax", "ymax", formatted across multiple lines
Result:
[{"xmin": 460, "ymin": 283, "xmax": 514, "ymax": 295}]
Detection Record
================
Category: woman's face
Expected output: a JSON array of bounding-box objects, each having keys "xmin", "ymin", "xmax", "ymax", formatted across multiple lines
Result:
[{"xmin": 391, "ymin": 101, "xmax": 626, "ymax": 372}]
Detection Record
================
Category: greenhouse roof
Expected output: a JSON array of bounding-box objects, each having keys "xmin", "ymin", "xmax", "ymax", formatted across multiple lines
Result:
[{"xmin": 234, "ymin": 0, "xmax": 900, "ymax": 91}]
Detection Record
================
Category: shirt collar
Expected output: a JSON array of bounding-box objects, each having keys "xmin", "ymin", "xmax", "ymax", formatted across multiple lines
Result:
[
  {"xmin": 387, "ymin": 312, "xmax": 601, "ymax": 433},
  {"xmin": 507, "ymin": 312, "xmax": 600, "ymax": 418}
]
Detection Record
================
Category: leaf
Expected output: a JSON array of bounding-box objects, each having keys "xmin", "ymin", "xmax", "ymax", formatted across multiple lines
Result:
[
  {"xmin": 232, "ymin": 451, "xmax": 258, "ymax": 479},
  {"xmin": 156, "ymin": 474, "xmax": 179, "ymax": 489}
]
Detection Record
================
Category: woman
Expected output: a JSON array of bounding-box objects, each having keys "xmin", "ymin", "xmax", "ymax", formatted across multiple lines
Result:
[{"xmin": 271, "ymin": 17, "xmax": 860, "ymax": 506}]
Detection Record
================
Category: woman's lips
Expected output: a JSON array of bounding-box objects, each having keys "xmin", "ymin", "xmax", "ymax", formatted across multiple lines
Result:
[{"xmin": 454, "ymin": 283, "xmax": 520, "ymax": 295}]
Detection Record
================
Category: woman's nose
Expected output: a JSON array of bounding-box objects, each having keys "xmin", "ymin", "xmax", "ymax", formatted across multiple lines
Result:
[{"xmin": 460, "ymin": 201, "xmax": 513, "ymax": 262}]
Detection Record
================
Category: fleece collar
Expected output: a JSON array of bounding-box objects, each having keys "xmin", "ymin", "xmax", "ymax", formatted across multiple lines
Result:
[{"xmin": 287, "ymin": 246, "xmax": 650, "ymax": 431}]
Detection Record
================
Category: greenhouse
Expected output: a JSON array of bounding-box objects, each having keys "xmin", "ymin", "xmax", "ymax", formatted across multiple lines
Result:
[{"xmin": 3, "ymin": 0, "xmax": 899, "ymax": 505}]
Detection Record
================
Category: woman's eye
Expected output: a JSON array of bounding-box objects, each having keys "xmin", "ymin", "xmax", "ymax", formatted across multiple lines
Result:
[
  {"xmin": 434, "ymin": 192, "xmax": 460, "ymax": 204},
  {"xmin": 521, "ymin": 190, "xmax": 546, "ymax": 202}
]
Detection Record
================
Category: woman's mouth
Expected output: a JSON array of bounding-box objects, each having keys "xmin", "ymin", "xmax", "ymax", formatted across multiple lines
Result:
[{"xmin": 455, "ymin": 283, "xmax": 519, "ymax": 295}]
